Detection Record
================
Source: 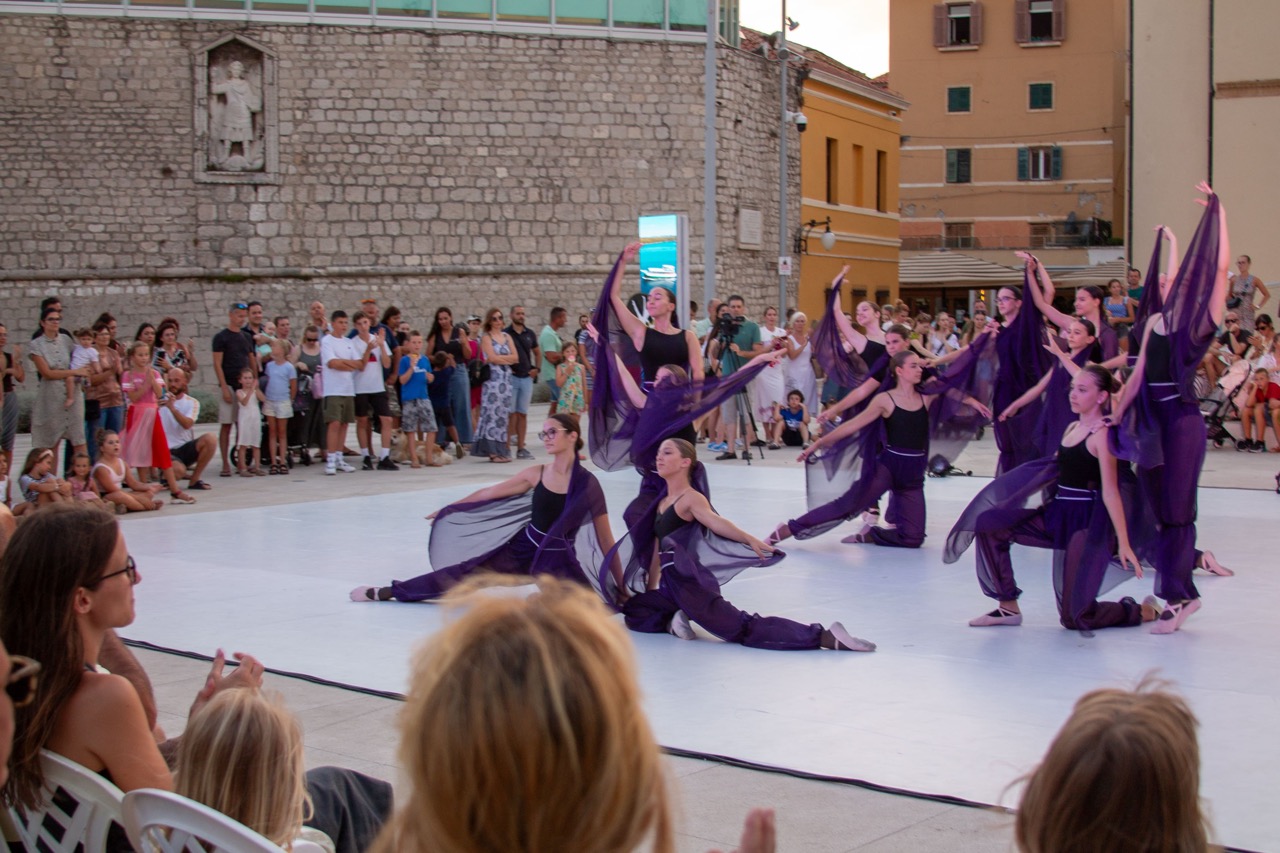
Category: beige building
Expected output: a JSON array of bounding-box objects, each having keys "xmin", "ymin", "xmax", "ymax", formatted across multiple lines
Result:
[
  {"xmin": 889, "ymin": 0, "xmax": 1128, "ymax": 308},
  {"xmin": 1131, "ymin": 0, "xmax": 1280, "ymax": 289}
]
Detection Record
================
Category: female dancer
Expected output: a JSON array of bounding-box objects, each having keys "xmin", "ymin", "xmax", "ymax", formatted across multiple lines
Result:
[
  {"xmin": 470, "ymin": 308, "xmax": 516, "ymax": 463},
  {"xmin": 948, "ymin": 365, "xmax": 1154, "ymax": 631},
  {"xmin": 425, "ymin": 307, "xmax": 473, "ymax": 448},
  {"xmin": 990, "ymin": 275, "xmax": 1053, "ymax": 474},
  {"xmin": 815, "ymin": 269, "xmax": 888, "ymax": 383},
  {"xmin": 1024, "ymin": 262, "xmax": 1121, "ymax": 363},
  {"xmin": 1110, "ymin": 187, "xmax": 1232, "ymax": 632},
  {"xmin": 997, "ymin": 316, "xmax": 1101, "ymax": 458},
  {"xmin": 606, "ymin": 242, "xmax": 702, "ymax": 387},
  {"xmin": 619, "ymin": 439, "xmax": 875, "ymax": 652},
  {"xmin": 350, "ymin": 414, "xmax": 621, "ymax": 603},
  {"xmin": 771, "ymin": 351, "xmax": 942, "ymax": 548},
  {"xmin": 783, "ymin": 311, "xmax": 818, "ymax": 415}
]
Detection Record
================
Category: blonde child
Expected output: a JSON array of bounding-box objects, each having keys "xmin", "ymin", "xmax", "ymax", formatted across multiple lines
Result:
[
  {"xmin": 398, "ymin": 332, "xmax": 441, "ymax": 468},
  {"xmin": 235, "ymin": 366, "xmax": 265, "ymax": 476},
  {"xmin": 555, "ymin": 341, "xmax": 586, "ymax": 416},
  {"xmin": 66, "ymin": 451, "xmax": 107, "ymax": 508},
  {"xmin": 16, "ymin": 447, "xmax": 70, "ymax": 515},
  {"xmin": 262, "ymin": 339, "xmax": 298, "ymax": 474}
]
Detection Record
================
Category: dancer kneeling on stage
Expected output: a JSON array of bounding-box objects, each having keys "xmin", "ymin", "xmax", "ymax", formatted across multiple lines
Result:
[
  {"xmin": 770, "ymin": 351, "xmax": 943, "ymax": 548},
  {"xmin": 946, "ymin": 365, "xmax": 1156, "ymax": 631},
  {"xmin": 349, "ymin": 413, "xmax": 621, "ymax": 603},
  {"xmin": 619, "ymin": 439, "xmax": 875, "ymax": 652}
]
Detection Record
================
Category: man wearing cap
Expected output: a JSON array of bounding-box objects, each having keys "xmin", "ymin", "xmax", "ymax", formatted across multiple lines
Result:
[
  {"xmin": 211, "ymin": 301, "xmax": 258, "ymax": 477},
  {"xmin": 504, "ymin": 305, "xmax": 540, "ymax": 460}
]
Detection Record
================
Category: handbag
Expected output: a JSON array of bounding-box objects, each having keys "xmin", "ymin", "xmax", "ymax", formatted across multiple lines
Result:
[{"xmin": 468, "ymin": 358, "xmax": 491, "ymax": 388}]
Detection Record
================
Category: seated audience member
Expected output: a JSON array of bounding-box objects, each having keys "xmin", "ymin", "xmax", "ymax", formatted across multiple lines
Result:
[
  {"xmin": 0, "ymin": 506, "xmax": 391, "ymax": 853},
  {"xmin": 93, "ymin": 430, "xmax": 164, "ymax": 512},
  {"xmin": 14, "ymin": 447, "xmax": 71, "ymax": 515},
  {"xmin": 770, "ymin": 390, "xmax": 810, "ymax": 450},
  {"xmin": 176, "ymin": 690, "xmax": 335, "ymax": 852},
  {"xmin": 1239, "ymin": 367, "xmax": 1280, "ymax": 452},
  {"xmin": 159, "ymin": 367, "xmax": 218, "ymax": 489},
  {"xmin": 373, "ymin": 578, "xmax": 774, "ymax": 853},
  {"xmin": 1016, "ymin": 679, "xmax": 1208, "ymax": 853}
]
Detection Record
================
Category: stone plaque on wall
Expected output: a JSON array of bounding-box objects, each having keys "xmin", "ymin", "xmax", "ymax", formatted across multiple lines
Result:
[
  {"xmin": 194, "ymin": 35, "xmax": 279, "ymax": 184},
  {"xmin": 738, "ymin": 207, "xmax": 763, "ymax": 249}
]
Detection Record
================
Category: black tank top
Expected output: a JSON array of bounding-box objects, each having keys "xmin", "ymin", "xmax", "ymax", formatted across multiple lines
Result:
[
  {"xmin": 434, "ymin": 327, "xmax": 466, "ymax": 363},
  {"xmin": 1143, "ymin": 332, "xmax": 1173, "ymax": 384},
  {"xmin": 862, "ymin": 339, "xmax": 888, "ymax": 380},
  {"xmin": 639, "ymin": 327, "xmax": 690, "ymax": 386},
  {"xmin": 1057, "ymin": 437, "xmax": 1100, "ymax": 490},
  {"xmin": 530, "ymin": 479, "xmax": 567, "ymax": 532},
  {"xmin": 885, "ymin": 397, "xmax": 929, "ymax": 450},
  {"xmin": 654, "ymin": 501, "xmax": 691, "ymax": 542}
]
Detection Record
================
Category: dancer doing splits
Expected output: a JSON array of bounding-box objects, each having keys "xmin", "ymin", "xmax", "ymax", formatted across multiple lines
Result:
[
  {"xmin": 348, "ymin": 414, "xmax": 621, "ymax": 603},
  {"xmin": 1109, "ymin": 187, "xmax": 1234, "ymax": 632},
  {"xmin": 618, "ymin": 438, "xmax": 875, "ymax": 652},
  {"xmin": 606, "ymin": 242, "xmax": 702, "ymax": 388},
  {"xmin": 947, "ymin": 365, "xmax": 1158, "ymax": 631}
]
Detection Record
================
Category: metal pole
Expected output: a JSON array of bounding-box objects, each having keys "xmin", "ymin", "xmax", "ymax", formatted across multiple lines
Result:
[
  {"xmin": 703, "ymin": 0, "xmax": 718, "ymax": 312},
  {"xmin": 777, "ymin": 0, "xmax": 789, "ymax": 314}
]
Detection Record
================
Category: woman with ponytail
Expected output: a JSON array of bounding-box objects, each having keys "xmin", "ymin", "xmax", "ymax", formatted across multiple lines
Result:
[{"xmin": 349, "ymin": 414, "xmax": 622, "ymax": 603}]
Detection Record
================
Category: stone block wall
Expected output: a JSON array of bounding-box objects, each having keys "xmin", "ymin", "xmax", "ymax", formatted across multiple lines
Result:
[{"xmin": 0, "ymin": 15, "xmax": 799, "ymax": 388}]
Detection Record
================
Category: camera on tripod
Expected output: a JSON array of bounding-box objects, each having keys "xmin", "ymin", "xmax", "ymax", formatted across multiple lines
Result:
[{"xmin": 714, "ymin": 313, "xmax": 745, "ymax": 342}]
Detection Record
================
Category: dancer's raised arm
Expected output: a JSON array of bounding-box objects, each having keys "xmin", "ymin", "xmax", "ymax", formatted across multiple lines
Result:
[
  {"xmin": 829, "ymin": 266, "xmax": 866, "ymax": 352},
  {"xmin": 1195, "ymin": 183, "xmax": 1232, "ymax": 328},
  {"xmin": 608, "ymin": 242, "xmax": 648, "ymax": 351},
  {"xmin": 426, "ymin": 466, "xmax": 539, "ymax": 519},
  {"xmin": 1016, "ymin": 252, "xmax": 1074, "ymax": 332}
]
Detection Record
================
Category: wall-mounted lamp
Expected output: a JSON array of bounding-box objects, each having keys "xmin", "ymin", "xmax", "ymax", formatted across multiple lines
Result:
[{"xmin": 795, "ymin": 217, "xmax": 836, "ymax": 254}]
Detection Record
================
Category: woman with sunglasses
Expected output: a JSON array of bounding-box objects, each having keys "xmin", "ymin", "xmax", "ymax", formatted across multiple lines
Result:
[{"xmin": 350, "ymin": 413, "xmax": 623, "ymax": 603}]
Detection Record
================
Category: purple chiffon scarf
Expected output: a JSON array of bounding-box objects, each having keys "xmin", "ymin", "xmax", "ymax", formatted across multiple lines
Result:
[{"xmin": 810, "ymin": 273, "xmax": 872, "ymax": 390}]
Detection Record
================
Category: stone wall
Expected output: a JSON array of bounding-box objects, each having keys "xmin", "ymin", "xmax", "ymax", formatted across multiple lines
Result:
[{"xmin": 0, "ymin": 15, "xmax": 799, "ymax": 387}]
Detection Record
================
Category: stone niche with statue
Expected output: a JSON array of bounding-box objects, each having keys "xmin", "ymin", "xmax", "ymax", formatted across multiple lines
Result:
[{"xmin": 194, "ymin": 34, "xmax": 279, "ymax": 184}]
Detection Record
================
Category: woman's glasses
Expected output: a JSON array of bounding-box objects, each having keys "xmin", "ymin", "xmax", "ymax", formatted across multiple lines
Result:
[
  {"xmin": 6, "ymin": 655, "xmax": 41, "ymax": 709},
  {"xmin": 537, "ymin": 428, "xmax": 566, "ymax": 440},
  {"xmin": 93, "ymin": 556, "xmax": 138, "ymax": 587}
]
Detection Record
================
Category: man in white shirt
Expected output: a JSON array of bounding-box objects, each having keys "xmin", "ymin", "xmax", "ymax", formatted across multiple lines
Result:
[
  {"xmin": 351, "ymin": 311, "xmax": 397, "ymax": 470},
  {"xmin": 158, "ymin": 368, "xmax": 218, "ymax": 489},
  {"xmin": 320, "ymin": 311, "xmax": 368, "ymax": 475}
]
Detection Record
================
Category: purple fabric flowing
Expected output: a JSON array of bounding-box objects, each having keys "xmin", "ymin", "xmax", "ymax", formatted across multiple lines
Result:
[
  {"xmin": 588, "ymin": 252, "xmax": 644, "ymax": 472},
  {"xmin": 401, "ymin": 459, "xmax": 615, "ymax": 601},
  {"xmin": 993, "ymin": 267, "xmax": 1054, "ymax": 473},
  {"xmin": 1032, "ymin": 349, "xmax": 1092, "ymax": 458},
  {"xmin": 794, "ymin": 334, "xmax": 995, "ymax": 539},
  {"xmin": 1127, "ymin": 230, "xmax": 1167, "ymax": 360},
  {"xmin": 810, "ymin": 274, "xmax": 871, "ymax": 390}
]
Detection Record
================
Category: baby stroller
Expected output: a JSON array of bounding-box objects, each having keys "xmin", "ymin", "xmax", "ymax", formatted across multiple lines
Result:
[
  {"xmin": 287, "ymin": 372, "xmax": 324, "ymax": 465},
  {"xmin": 1201, "ymin": 358, "xmax": 1250, "ymax": 448}
]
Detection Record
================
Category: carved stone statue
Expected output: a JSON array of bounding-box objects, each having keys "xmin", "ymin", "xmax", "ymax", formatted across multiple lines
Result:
[{"xmin": 210, "ymin": 60, "xmax": 263, "ymax": 171}]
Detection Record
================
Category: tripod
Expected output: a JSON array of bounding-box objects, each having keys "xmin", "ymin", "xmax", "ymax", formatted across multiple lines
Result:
[{"xmin": 732, "ymin": 387, "xmax": 762, "ymax": 465}]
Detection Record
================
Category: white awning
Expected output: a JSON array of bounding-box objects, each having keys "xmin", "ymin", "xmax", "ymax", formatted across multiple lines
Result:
[
  {"xmin": 1050, "ymin": 258, "xmax": 1131, "ymax": 285},
  {"xmin": 898, "ymin": 252, "xmax": 1023, "ymax": 288}
]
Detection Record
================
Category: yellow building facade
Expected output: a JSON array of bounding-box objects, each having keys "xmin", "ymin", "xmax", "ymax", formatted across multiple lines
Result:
[
  {"xmin": 793, "ymin": 57, "xmax": 908, "ymax": 320},
  {"xmin": 890, "ymin": 0, "xmax": 1127, "ymax": 270}
]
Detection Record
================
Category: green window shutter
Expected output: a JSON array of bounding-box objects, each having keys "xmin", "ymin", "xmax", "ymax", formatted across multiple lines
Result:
[
  {"xmin": 1050, "ymin": 146, "xmax": 1063, "ymax": 179},
  {"xmin": 948, "ymin": 86, "xmax": 971, "ymax": 112},
  {"xmin": 946, "ymin": 149, "xmax": 958, "ymax": 183},
  {"xmin": 1017, "ymin": 148, "xmax": 1029, "ymax": 181},
  {"xmin": 958, "ymin": 150, "xmax": 971, "ymax": 183}
]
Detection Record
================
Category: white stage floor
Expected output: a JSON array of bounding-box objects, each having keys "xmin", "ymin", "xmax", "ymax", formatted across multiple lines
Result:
[{"xmin": 122, "ymin": 466, "xmax": 1277, "ymax": 851}]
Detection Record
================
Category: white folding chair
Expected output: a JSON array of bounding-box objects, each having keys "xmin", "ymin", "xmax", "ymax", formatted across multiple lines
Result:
[
  {"xmin": 5, "ymin": 750, "xmax": 125, "ymax": 853},
  {"xmin": 122, "ymin": 788, "xmax": 327, "ymax": 852}
]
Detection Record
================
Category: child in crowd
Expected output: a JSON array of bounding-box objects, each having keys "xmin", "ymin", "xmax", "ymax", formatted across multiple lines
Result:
[
  {"xmin": 235, "ymin": 366, "xmax": 265, "ymax": 477},
  {"xmin": 1240, "ymin": 367, "xmax": 1279, "ymax": 452},
  {"xmin": 16, "ymin": 447, "xmax": 69, "ymax": 514},
  {"xmin": 1016, "ymin": 679, "xmax": 1207, "ymax": 852},
  {"xmin": 398, "ymin": 332, "xmax": 440, "ymax": 469},
  {"xmin": 427, "ymin": 351, "xmax": 463, "ymax": 459},
  {"xmin": 68, "ymin": 327, "xmax": 99, "ymax": 409},
  {"xmin": 263, "ymin": 339, "xmax": 298, "ymax": 475},
  {"xmin": 555, "ymin": 341, "xmax": 586, "ymax": 416},
  {"xmin": 770, "ymin": 389, "xmax": 810, "ymax": 449},
  {"xmin": 66, "ymin": 451, "xmax": 106, "ymax": 508}
]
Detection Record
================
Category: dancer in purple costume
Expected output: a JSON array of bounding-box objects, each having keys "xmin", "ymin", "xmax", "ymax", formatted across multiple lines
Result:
[
  {"xmin": 616, "ymin": 438, "xmax": 875, "ymax": 652},
  {"xmin": 767, "ymin": 350, "xmax": 992, "ymax": 548},
  {"xmin": 991, "ymin": 270, "xmax": 1055, "ymax": 474},
  {"xmin": 605, "ymin": 242, "xmax": 703, "ymax": 389},
  {"xmin": 947, "ymin": 365, "xmax": 1159, "ymax": 631},
  {"xmin": 810, "ymin": 267, "xmax": 883, "ymax": 390},
  {"xmin": 347, "ymin": 414, "xmax": 622, "ymax": 603},
  {"xmin": 998, "ymin": 315, "xmax": 1102, "ymax": 458},
  {"xmin": 1023, "ymin": 256, "xmax": 1122, "ymax": 365},
  {"xmin": 1109, "ymin": 186, "xmax": 1234, "ymax": 632}
]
